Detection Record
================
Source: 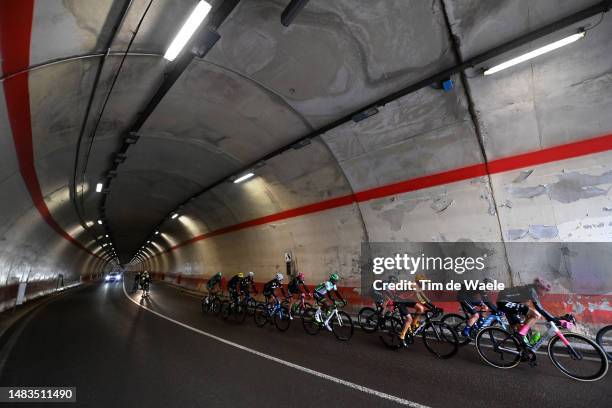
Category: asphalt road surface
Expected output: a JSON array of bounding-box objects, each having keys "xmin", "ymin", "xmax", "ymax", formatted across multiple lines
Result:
[{"xmin": 0, "ymin": 278, "xmax": 610, "ymax": 408}]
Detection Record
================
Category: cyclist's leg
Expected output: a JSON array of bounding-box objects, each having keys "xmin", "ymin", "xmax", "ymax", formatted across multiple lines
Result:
[
  {"xmin": 518, "ymin": 305, "xmax": 540, "ymax": 336},
  {"xmin": 413, "ymin": 302, "xmax": 425, "ymax": 328},
  {"xmin": 398, "ymin": 303, "xmax": 413, "ymax": 344}
]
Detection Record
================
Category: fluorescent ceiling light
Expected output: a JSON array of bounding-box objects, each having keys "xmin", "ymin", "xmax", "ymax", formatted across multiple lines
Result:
[
  {"xmin": 233, "ymin": 173, "xmax": 255, "ymax": 184},
  {"xmin": 96, "ymin": 183, "xmax": 104, "ymax": 193},
  {"xmin": 155, "ymin": 231, "xmax": 160, "ymax": 235},
  {"xmin": 97, "ymin": 220, "xmax": 103, "ymax": 225},
  {"xmin": 171, "ymin": 213, "xmax": 179, "ymax": 219},
  {"xmin": 484, "ymin": 31, "xmax": 585, "ymax": 75},
  {"xmin": 164, "ymin": 1, "xmax": 212, "ymax": 61}
]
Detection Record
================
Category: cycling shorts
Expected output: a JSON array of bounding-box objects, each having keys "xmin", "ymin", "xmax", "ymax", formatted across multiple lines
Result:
[{"xmin": 395, "ymin": 301, "xmax": 417, "ymax": 316}]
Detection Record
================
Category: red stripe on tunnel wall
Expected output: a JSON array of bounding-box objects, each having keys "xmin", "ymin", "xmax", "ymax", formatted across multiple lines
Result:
[
  {"xmin": 0, "ymin": 1, "xmax": 99, "ymax": 258},
  {"xmin": 155, "ymin": 132, "xmax": 612, "ymax": 257}
]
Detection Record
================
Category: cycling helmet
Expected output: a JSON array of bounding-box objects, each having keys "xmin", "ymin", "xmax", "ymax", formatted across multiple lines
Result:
[
  {"xmin": 297, "ymin": 272, "xmax": 305, "ymax": 280},
  {"xmin": 388, "ymin": 275, "xmax": 399, "ymax": 283},
  {"xmin": 276, "ymin": 273, "xmax": 284, "ymax": 281},
  {"xmin": 238, "ymin": 272, "xmax": 244, "ymax": 278},
  {"xmin": 534, "ymin": 277, "xmax": 552, "ymax": 292},
  {"xmin": 415, "ymin": 273, "xmax": 427, "ymax": 282},
  {"xmin": 216, "ymin": 272, "xmax": 222, "ymax": 277},
  {"xmin": 329, "ymin": 273, "xmax": 339, "ymax": 283},
  {"xmin": 248, "ymin": 271, "xmax": 254, "ymax": 278}
]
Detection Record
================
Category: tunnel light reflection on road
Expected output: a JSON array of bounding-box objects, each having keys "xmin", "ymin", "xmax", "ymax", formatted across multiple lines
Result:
[{"xmin": 484, "ymin": 31, "xmax": 585, "ymax": 75}]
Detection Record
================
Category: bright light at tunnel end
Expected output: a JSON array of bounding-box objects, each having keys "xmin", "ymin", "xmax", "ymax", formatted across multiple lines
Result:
[
  {"xmin": 483, "ymin": 31, "xmax": 585, "ymax": 76},
  {"xmin": 164, "ymin": 1, "xmax": 212, "ymax": 61},
  {"xmin": 233, "ymin": 173, "xmax": 255, "ymax": 184}
]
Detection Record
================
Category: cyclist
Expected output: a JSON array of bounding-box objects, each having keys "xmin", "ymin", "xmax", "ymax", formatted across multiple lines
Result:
[
  {"xmin": 140, "ymin": 271, "xmax": 151, "ymax": 297},
  {"xmin": 207, "ymin": 272, "xmax": 225, "ymax": 298},
  {"xmin": 287, "ymin": 272, "xmax": 311, "ymax": 319},
  {"xmin": 397, "ymin": 273, "xmax": 435, "ymax": 347},
  {"xmin": 457, "ymin": 278, "xmax": 497, "ymax": 337},
  {"xmin": 227, "ymin": 273, "xmax": 244, "ymax": 304},
  {"xmin": 313, "ymin": 273, "xmax": 345, "ymax": 331},
  {"xmin": 263, "ymin": 273, "xmax": 287, "ymax": 308},
  {"xmin": 133, "ymin": 271, "xmax": 141, "ymax": 292},
  {"xmin": 240, "ymin": 271, "xmax": 258, "ymax": 300},
  {"xmin": 496, "ymin": 277, "xmax": 555, "ymax": 345}
]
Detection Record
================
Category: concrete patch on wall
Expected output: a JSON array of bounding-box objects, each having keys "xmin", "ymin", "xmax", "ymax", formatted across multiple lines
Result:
[
  {"xmin": 506, "ymin": 170, "xmax": 612, "ymax": 204},
  {"xmin": 507, "ymin": 225, "xmax": 558, "ymax": 240}
]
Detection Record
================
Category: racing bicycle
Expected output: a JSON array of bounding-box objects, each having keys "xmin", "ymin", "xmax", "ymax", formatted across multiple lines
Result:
[
  {"xmin": 476, "ymin": 314, "xmax": 609, "ymax": 381},
  {"xmin": 302, "ymin": 301, "xmax": 354, "ymax": 341},
  {"xmin": 201, "ymin": 292, "xmax": 223, "ymax": 316},
  {"xmin": 254, "ymin": 298, "xmax": 291, "ymax": 331},
  {"xmin": 379, "ymin": 304, "xmax": 459, "ymax": 359}
]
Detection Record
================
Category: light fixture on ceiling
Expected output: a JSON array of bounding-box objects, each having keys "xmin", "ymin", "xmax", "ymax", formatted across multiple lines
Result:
[
  {"xmin": 171, "ymin": 213, "xmax": 179, "ymax": 220},
  {"xmin": 164, "ymin": 1, "xmax": 212, "ymax": 61},
  {"xmin": 233, "ymin": 172, "xmax": 255, "ymax": 184},
  {"xmin": 96, "ymin": 182, "xmax": 104, "ymax": 193},
  {"xmin": 97, "ymin": 220, "xmax": 103, "ymax": 225},
  {"xmin": 155, "ymin": 231, "xmax": 160, "ymax": 235},
  {"xmin": 483, "ymin": 30, "xmax": 586, "ymax": 75}
]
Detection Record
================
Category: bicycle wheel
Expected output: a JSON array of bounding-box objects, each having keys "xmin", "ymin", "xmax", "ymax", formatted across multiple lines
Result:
[
  {"xmin": 274, "ymin": 306, "xmax": 291, "ymax": 332},
  {"xmin": 220, "ymin": 301, "xmax": 231, "ymax": 320},
  {"xmin": 548, "ymin": 333, "xmax": 609, "ymax": 381},
  {"xmin": 596, "ymin": 325, "xmax": 612, "ymax": 362},
  {"xmin": 235, "ymin": 302, "xmax": 247, "ymax": 323},
  {"xmin": 245, "ymin": 298, "xmax": 257, "ymax": 316},
  {"xmin": 301, "ymin": 307, "xmax": 321, "ymax": 335},
  {"xmin": 379, "ymin": 317, "xmax": 405, "ymax": 349},
  {"xmin": 422, "ymin": 322, "xmax": 458, "ymax": 359},
  {"xmin": 331, "ymin": 311, "xmax": 354, "ymax": 341},
  {"xmin": 441, "ymin": 313, "xmax": 470, "ymax": 346},
  {"xmin": 358, "ymin": 307, "xmax": 379, "ymax": 333},
  {"xmin": 210, "ymin": 297, "xmax": 222, "ymax": 315},
  {"xmin": 475, "ymin": 327, "xmax": 521, "ymax": 369},
  {"xmin": 254, "ymin": 304, "xmax": 268, "ymax": 327},
  {"xmin": 201, "ymin": 297, "xmax": 210, "ymax": 314}
]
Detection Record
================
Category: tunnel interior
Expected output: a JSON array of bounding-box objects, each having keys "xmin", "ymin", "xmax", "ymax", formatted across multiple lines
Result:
[{"xmin": 2, "ymin": 0, "xmax": 612, "ymax": 329}]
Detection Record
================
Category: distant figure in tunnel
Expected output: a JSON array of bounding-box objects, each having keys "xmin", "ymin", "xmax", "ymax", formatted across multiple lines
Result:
[
  {"xmin": 140, "ymin": 271, "xmax": 151, "ymax": 298},
  {"xmin": 313, "ymin": 273, "xmax": 345, "ymax": 331},
  {"xmin": 133, "ymin": 271, "xmax": 141, "ymax": 292}
]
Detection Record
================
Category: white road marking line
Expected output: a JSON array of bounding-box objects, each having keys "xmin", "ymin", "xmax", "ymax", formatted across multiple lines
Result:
[{"xmin": 122, "ymin": 282, "xmax": 430, "ymax": 408}]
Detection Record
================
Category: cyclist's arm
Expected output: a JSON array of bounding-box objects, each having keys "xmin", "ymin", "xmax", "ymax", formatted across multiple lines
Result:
[
  {"xmin": 332, "ymin": 289, "xmax": 345, "ymax": 303},
  {"xmin": 531, "ymin": 299, "xmax": 555, "ymax": 321}
]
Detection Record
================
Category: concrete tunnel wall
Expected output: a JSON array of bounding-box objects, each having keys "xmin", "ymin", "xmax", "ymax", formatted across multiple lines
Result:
[
  {"xmin": 0, "ymin": 0, "xmax": 611, "ymax": 328},
  {"xmin": 129, "ymin": 1, "xmax": 612, "ymax": 331}
]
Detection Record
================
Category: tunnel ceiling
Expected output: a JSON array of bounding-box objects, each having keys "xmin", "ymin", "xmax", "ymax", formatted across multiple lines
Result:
[{"xmin": 5, "ymin": 0, "xmax": 608, "ymax": 264}]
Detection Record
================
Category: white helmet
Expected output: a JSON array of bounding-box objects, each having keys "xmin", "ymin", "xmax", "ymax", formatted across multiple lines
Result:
[
  {"xmin": 248, "ymin": 271, "xmax": 254, "ymax": 278},
  {"xmin": 275, "ymin": 273, "xmax": 284, "ymax": 281}
]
